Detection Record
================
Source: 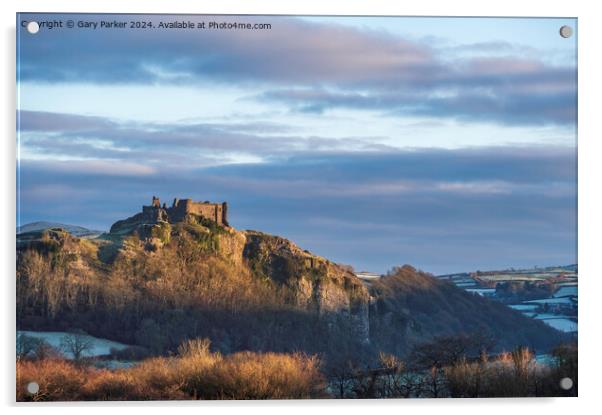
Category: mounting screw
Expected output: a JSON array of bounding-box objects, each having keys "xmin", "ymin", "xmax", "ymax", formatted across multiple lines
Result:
[
  {"xmin": 26, "ymin": 381, "xmax": 39, "ymax": 394},
  {"xmin": 559, "ymin": 377, "xmax": 573, "ymax": 390},
  {"xmin": 559, "ymin": 25, "xmax": 573, "ymax": 38},
  {"xmin": 26, "ymin": 21, "xmax": 40, "ymax": 34}
]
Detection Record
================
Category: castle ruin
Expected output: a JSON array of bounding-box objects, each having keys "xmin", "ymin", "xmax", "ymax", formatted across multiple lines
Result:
[{"xmin": 142, "ymin": 196, "xmax": 229, "ymax": 227}]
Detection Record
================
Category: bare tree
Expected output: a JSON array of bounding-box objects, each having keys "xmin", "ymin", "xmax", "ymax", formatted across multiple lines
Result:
[
  {"xmin": 377, "ymin": 352, "xmax": 408, "ymax": 398},
  {"xmin": 61, "ymin": 330, "xmax": 93, "ymax": 361},
  {"xmin": 408, "ymin": 332, "xmax": 496, "ymax": 397}
]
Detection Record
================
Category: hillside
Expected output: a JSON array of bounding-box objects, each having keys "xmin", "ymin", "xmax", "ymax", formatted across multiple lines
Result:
[
  {"xmin": 16, "ymin": 200, "xmax": 565, "ymax": 364},
  {"xmin": 368, "ymin": 266, "xmax": 563, "ymax": 355}
]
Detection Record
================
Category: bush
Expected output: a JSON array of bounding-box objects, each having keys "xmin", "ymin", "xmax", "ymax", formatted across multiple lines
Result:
[
  {"xmin": 198, "ymin": 351, "xmax": 325, "ymax": 399},
  {"xmin": 17, "ymin": 359, "xmax": 85, "ymax": 401},
  {"xmin": 16, "ymin": 338, "xmax": 326, "ymax": 401},
  {"xmin": 444, "ymin": 347, "xmax": 551, "ymax": 397},
  {"xmin": 177, "ymin": 338, "xmax": 212, "ymax": 358},
  {"xmin": 83, "ymin": 371, "xmax": 136, "ymax": 400}
]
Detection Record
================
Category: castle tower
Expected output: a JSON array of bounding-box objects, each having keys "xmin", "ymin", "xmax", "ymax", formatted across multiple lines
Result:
[{"xmin": 222, "ymin": 202, "xmax": 229, "ymax": 226}]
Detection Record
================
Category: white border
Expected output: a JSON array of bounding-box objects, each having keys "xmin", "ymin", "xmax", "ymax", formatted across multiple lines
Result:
[{"xmin": 2, "ymin": 1, "xmax": 600, "ymax": 414}]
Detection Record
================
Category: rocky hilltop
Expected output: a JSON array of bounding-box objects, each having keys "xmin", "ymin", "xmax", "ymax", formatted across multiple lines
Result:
[
  {"xmin": 16, "ymin": 197, "xmax": 564, "ymax": 359},
  {"xmin": 99, "ymin": 197, "xmax": 370, "ymax": 342}
]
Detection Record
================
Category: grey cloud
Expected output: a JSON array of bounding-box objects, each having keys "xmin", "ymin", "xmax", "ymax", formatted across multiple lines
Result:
[
  {"xmin": 259, "ymin": 58, "xmax": 575, "ymax": 125},
  {"xmin": 19, "ymin": 110, "xmax": 394, "ymax": 166},
  {"xmin": 18, "ymin": 110, "xmax": 116, "ymax": 132},
  {"xmin": 206, "ymin": 146, "xmax": 576, "ymax": 185},
  {"xmin": 18, "ymin": 146, "xmax": 576, "ymax": 274},
  {"xmin": 447, "ymin": 41, "xmax": 522, "ymax": 53},
  {"xmin": 18, "ymin": 14, "xmax": 576, "ymax": 126},
  {"xmin": 18, "ymin": 15, "xmax": 436, "ymax": 86}
]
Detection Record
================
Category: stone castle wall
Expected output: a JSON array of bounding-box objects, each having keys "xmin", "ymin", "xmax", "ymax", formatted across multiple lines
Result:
[{"xmin": 145, "ymin": 197, "xmax": 229, "ymax": 226}]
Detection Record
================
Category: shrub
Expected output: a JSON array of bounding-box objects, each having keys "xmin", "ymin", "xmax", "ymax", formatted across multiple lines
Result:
[
  {"xmin": 125, "ymin": 358, "xmax": 187, "ymax": 400},
  {"xmin": 198, "ymin": 351, "xmax": 325, "ymax": 399},
  {"xmin": 443, "ymin": 347, "xmax": 553, "ymax": 397},
  {"xmin": 16, "ymin": 339, "xmax": 326, "ymax": 401},
  {"xmin": 177, "ymin": 338, "xmax": 212, "ymax": 357},
  {"xmin": 83, "ymin": 371, "xmax": 135, "ymax": 400},
  {"xmin": 17, "ymin": 359, "xmax": 85, "ymax": 401}
]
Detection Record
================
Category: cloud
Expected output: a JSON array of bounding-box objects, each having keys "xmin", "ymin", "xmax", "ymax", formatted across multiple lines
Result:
[
  {"xmin": 208, "ymin": 146, "xmax": 576, "ymax": 185},
  {"xmin": 258, "ymin": 58, "xmax": 575, "ymax": 125},
  {"xmin": 18, "ymin": 110, "xmax": 115, "ymax": 132},
  {"xmin": 18, "ymin": 110, "xmax": 395, "ymax": 167},
  {"xmin": 18, "ymin": 15, "xmax": 435, "ymax": 86},
  {"xmin": 18, "ymin": 15, "xmax": 576, "ymax": 126},
  {"xmin": 17, "ymin": 145, "xmax": 576, "ymax": 273},
  {"xmin": 52, "ymin": 160, "xmax": 157, "ymax": 176}
]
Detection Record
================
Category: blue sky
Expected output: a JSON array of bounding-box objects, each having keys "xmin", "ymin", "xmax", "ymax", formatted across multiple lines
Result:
[{"xmin": 17, "ymin": 14, "xmax": 577, "ymax": 274}]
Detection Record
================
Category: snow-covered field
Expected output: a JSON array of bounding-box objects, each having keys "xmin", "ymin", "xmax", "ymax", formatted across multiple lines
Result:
[
  {"xmin": 465, "ymin": 288, "xmax": 496, "ymax": 296},
  {"xmin": 355, "ymin": 272, "xmax": 381, "ymax": 280},
  {"xmin": 535, "ymin": 354, "xmax": 556, "ymax": 365},
  {"xmin": 18, "ymin": 330, "xmax": 130, "ymax": 358},
  {"xmin": 533, "ymin": 313, "xmax": 570, "ymax": 320},
  {"xmin": 455, "ymin": 282, "xmax": 477, "ymax": 287},
  {"xmin": 554, "ymin": 285, "xmax": 577, "ymax": 298},
  {"xmin": 539, "ymin": 319, "xmax": 577, "ymax": 333},
  {"xmin": 508, "ymin": 304, "xmax": 539, "ymax": 311},
  {"xmin": 450, "ymin": 278, "xmax": 476, "ymax": 284},
  {"xmin": 478, "ymin": 274, "xmax": 549, "ymax": 282},
  {"xmin": 524, "ymin": 297, "xmax": 575, "ymax": 305}
]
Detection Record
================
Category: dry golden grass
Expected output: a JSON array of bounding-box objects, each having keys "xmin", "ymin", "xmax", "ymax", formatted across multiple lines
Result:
[
  {"xmin": 16, "ymin": 339, "xmax": 326, "ymax": 401},
  {"xmin": 194, "ymin": 351, "xmax": 325, "ymax": 399},
  {"xmin": 17, "ymin": 358, "xmax": 85, "ymax": 401},
  {"xmin": 443, "ymin": 347, "xmax": 553, "ymax": 397}
]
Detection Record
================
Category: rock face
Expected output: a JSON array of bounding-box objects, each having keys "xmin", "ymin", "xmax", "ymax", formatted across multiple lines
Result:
[
  {"xmin": 214, "ymin": 227, "xmax": 247, "ymax": 267},
  {"xmin": 243, "ymin": 230, "xmax": 370, "ymax": 343}
]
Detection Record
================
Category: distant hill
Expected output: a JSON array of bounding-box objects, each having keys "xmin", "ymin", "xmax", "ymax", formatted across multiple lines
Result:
[
  {"xmin": 17, "ymin": 221, "xmax": 102, "ymax": 238},
  {"xmin": 437, "ymin": 264, "xmax": 578, "ymax": 278}
]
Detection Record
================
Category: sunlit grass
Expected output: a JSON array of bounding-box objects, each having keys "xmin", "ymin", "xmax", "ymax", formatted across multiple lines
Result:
[{"xmin": 17, "ymin": 338, "xmax": 326, "ymax": 401}]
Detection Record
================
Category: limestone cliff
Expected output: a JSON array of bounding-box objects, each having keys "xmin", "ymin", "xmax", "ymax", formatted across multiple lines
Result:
[{"xmin": 243, "ymin": 231, "xmax": 370, "ymax": 343}]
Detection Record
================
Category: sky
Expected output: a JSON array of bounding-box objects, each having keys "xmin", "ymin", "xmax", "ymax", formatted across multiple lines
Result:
[{"xmin": 16, "ymin": 14, "xmax": 577, "ymax": 274}]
